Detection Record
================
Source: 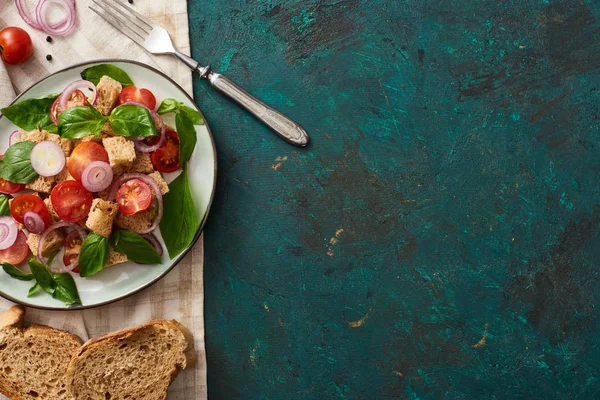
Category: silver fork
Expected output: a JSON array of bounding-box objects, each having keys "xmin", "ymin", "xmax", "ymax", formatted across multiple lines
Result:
[{"xmin": 89, "ymin": 0, "xmax": 310, "ymax": 147}]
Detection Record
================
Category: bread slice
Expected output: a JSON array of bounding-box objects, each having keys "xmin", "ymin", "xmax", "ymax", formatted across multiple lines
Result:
[
  {"xmin": 0, "ymin": 305, "xmax": 82, "ymax": 400},
  {"xmin": 66, "ymin": 320, "xmax": 196, "ymax": 400}
]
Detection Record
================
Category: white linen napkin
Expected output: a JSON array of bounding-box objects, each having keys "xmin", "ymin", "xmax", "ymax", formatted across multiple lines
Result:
[{"xmin": 0, "ymin": 1, "xmax": 206, "ymax": 398}]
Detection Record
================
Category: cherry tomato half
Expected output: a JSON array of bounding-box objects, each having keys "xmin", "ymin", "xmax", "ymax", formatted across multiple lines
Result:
[
  {"xmin": 51, "ymin": 89, "xmax": 89, "ymax": 126},
  {"xmin": 0, "ymin": 27, "xmax": 33, "ymax": 65},
  {"xmin": 119, "ymin": 86, "xmax": 157, "ymax": 110},
  {"xmin": 150, "ymin": 130, "xmax": 181, "ymax": 173},
  {"xmin": 10, "ymin": 194, "xmax": 50, "ymax": 228},
  {"xmin": 68, "ymin": 142, "xmax": 109, "ymax": 181},
  {"xmin": 50, "ymin": 181, "xmax": 93, "ymax": 222},
  {"xmin": 63, "ymin": 230, "xmax": 82, "ymax": 272},
  {"xmin": 116, "ymin": 179, "xmax": 152, "ymax": 216},
  {"xmin": 0, "ymin": 231, "xmax": 28, "ymax": 265}
]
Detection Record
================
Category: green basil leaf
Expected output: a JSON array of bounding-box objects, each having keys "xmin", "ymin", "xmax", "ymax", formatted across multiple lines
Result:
[
  {"xmin": 111, "ymin": 230, "xmax": 162, "ymax": 264},
  {"xmin": 156, "ymin": 98, "xmax": 180, "ymax": 114},
  {"xmin": 0, "ymin": 195, "xmax": 10, "ymax": 216},
  {"xmin": 160, "ymin": 170, "xmax": 198, "ymax": 258},
  {"xmin": 108, "ymin": 105, "xmax": 158, "ymax": 137},
  {"xmin": 1, "ymin": 263, "xmax": 34, "ymax": 281},
  {"xmin": 78, "ymin": 232, "xmax": 109, "ymax": 277},
  {"xmin": 175, "ymin": 112, "xmax": 196, "ymax": 165},
  {"xmin": 28, "ymin": 258, "xmax": 55, "ymax": 296},
  {"xmin": 51, "ymin": 273, "xmax": 81, "ymax": 305},
  {"xmin": 0, "ymin": 141, "xmax": 38, "ymax": 184},
  {"xmin": 0, "ymin": 94, "xmax": 59, "ymax": 133},
  {"xmin": 179, "ymin": 105, "xmax": 204, "ymax": 125},
  {"xmin": 27, "ymin": 283, "xmax": 40, "ymax": 297},
  {"xmin": 58, "ymin": 105, "xmax": 107, "ymax": 139},
  {"xmin": 80, "ymin": 64, "xmax": 134, "ymax": 87}
]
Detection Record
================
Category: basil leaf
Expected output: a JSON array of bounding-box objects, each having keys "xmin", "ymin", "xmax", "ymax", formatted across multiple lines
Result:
[
  {"xmin": 78, "ymin": 232, "xmax": 109, "ymax": 277},
  {"xmin": 58, "ymin": 105, "xmax": 107, "ymax": 139},
  {"xmin": 179, "ymin": 106, "xmax": 204, "ymax": 125},
  {"xmin": 28, "ymin": 258, "xmax": 55, "ymax": 296},
  {"xmin": 51, "ymin": 273, "xmax": 81, "ymax": 305},
  {"xmin": 80, "ymin": 64, "xmax": 134, "ymax": 87},
  {"xmin": 27, "ymin": 283, "xmax": 40, "ymax": 297},
  {"xmin": 175, "ymin": 112, "xmax": 196, "ymax": 165},
  {"xmin": 0, "ymin": 94, "xmax": 59, "ymax": 133},
  {"xmin": 111, "ymin": 230, "xmax": 162, "ymax": 264},
  {"xmin": 156, "ymin": 98, "xmax": 179, "ymax": 114},
  {"xmin": 0, "ymin": 195, "xmax": 10, "ymax": 216},
  {"xmin": 108, "ymin": 105, "xmax": 158, "ymax": 137},
  {"xmin": 1, "ymin": 263, "xmax": 34, "ymax": 281},
  {"xmin": 160, "ymin": 170, "xmax": 197, "ymax": 258},
  {"xmin": 0, "ymin": 141, "xmax": 38, "ymax": 184}
]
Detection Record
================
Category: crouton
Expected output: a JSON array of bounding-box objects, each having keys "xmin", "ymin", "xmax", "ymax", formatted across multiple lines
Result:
[
  {"xmin": 72, "ymin": 135, "xmax": 102, "ymax": 147},
  {"xmin": 105, "ymin": 246, "xmax": 128, "ymax": 267},
  {"xmin": 43, "ymin": 198, "xmax": 60, "ymax": 223},
  {"xmin": 44, "ymin": 132, "xmax": 73, "ymax": 156},
  {"xmin": 56, "ymin": 164, "xmax": 74, "ymax": 183},
  {"xmin": 95, "ymin": 75, "xmax": 122, "ymax": 115},
  {"xmin": 18, "ymin": 128, "xmax": 46, "ymax": 144},
  {"xmin": 147, "ymin": 171, "xmax": 169, "ymax": 195},
  {"xmin": 115, "ymin": 206, "xmax": 157, "ymax": 233},
  {"xmin": 25, "ymin": 175, "xmax": 55, "ymax": 194},
  {"xmin": 85, "ymin": 199, "xmax": 118, "ymax": 237},
  {"xmin": 130, "ymin": 151, "xmax": 154, "ymax": 174},
  {"xmin": 27, "ymin": 230, "xmax": 63, "ymax": 258},
  {"xmin": 102, "ymin": 136, "xmax": 135, "ymax": 176}
]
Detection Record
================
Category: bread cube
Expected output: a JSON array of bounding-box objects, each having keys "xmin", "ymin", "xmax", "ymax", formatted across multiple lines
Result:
[
  {"xmin": 106, "ymin": 246, "xmax": 128, "ymax": 267},
  {"xmin": 130, "ymin": 151, "xmax": 154, "ymax": 174},
  {"xmin": 27, "ymin": 230, "xmax": 63, "ymax": 258},
  {"xmin": 102, "ymin": 136, "xmax": 135, "ymax": 176},
  {"xmin": 43, "ymin": 198, "xmax": 60, "ymax": 224},
  {"xmin": 44, "ymin": 133, "xmax": 73, "ymax": 156},
  {"xmin": 56, "ymin": 164, "xmax": 74, "ymax": 183},
  {"xmin": 17, "ymin": 128, "xmax": 46, "ymax": 144},
  {"xmin": 115, "ymin": 206, "xmax": 157, "ymax": 233},
  {"xmin": 25, "ymin": 175, "xmax": 55, "ymax": 194},
  {"xmin": 85, "ymin": 199, "xmax": 118, "ymax": 238},
  {"xmin": 147, "ymin": 171, "xmax": 169, "ymax": 195},
  {"xmin": 95, "ymin": 75, "xmax": 122, "ymax": 115}
]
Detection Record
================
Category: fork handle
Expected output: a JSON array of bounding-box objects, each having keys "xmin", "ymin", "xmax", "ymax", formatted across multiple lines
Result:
[{"xmin": 202, "ymin": 70, "xmax": 310, "ymax": 147}]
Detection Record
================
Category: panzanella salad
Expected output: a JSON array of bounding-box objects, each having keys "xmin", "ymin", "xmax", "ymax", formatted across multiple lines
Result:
[{"xmin": 0, "ymin": 64, "xmax": 203, "ymax": 305}]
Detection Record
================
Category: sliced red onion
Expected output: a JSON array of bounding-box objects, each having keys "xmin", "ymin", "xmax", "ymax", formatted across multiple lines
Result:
[
  {"xmin": 81, "ymin": 161, "xmax": 113, "ymax": 192},
  {"xmin": 108, "ymin": 173, "xmax": 164, "ymax": 234},
  {"xmin": 0, "ymin": 217, "xmax": 19, "ymax": 250},
  {"xmin": 23, "ymin": 212, "xmax": 46, "ymax": 234},
  {"xmin": 38, "ymin": 222, "xmax": 87, "ymax": 273},
  {"xmin": 35, "ymin": 0, "xmax": 76, "ymax": 36},
  {"xmin": 134, "ymin": 114, "xmax": 166, "ymax": 152},
  {"xmin": 9, "ymin": 130, "xmax": 21, "ymax": 146},
  {"xmin": 30, "ymin": 141, "xmax": 66, "ymax": 177},
  {"xmin": 60, "ymin": 80, "xmax": 97, "ymax": 110},
  {"xmin": 16, "ymin": 0, "xmax": 74, "ymax": 31}
]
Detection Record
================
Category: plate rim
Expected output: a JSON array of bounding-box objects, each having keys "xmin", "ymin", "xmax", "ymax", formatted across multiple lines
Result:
[{"xmin": 0, "ymin": 58, "xmax": 217, "ymax": 310}]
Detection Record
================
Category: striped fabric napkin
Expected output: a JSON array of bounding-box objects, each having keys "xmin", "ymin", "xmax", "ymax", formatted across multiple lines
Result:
[{"xmin": 0, "ymin": 1, "xmax": 206, "ymax": 398}]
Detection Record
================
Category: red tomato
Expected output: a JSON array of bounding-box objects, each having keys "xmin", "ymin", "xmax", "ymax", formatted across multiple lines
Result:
[
  {"xmin": 63, "ymin": 230, "xmax": 82, "ymax": 271},
  {"xmin": 10, "ymin": 194, "xmax": 50, "ymax": 228},
  {"xmin": 0, "ymin": 231, "xmax": 28, "ymax": 264},
  {"xmin": 116, "ymin": 179, "xmax": 152, "ymax": 216},
  {"xmin": 50, "ymin": 181, "xmax": 93, "ymax": 222},
  {"xmin": 50, "ymin": 89, "xmax": 88, "ymax": 126},
  {"xmin": 68, "ymin": 142, "xmax": 109, "ymax": 181},
  {"xmin": 0, "ymin": 27, "xmax": 33, "ymax": 65},
  {"xmin": 151, "ymin": 130, "xmax": 181, "ymax": 172},
  {"xmin": 0, "ymin": 155, "xmax": 25, "ymax": 194},
  {"xmin": 119, "ymin": 86, "xmax": 157, "ymax": 110}
]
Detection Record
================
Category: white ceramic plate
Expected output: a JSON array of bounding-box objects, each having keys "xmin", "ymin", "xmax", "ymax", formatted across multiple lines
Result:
[{"xmin": 0, "ymin": 60, "xmax": 216, "ymax": 310}]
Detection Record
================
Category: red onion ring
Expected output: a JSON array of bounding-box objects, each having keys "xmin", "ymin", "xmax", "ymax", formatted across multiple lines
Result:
[
  {"xmin": 30, "ymin": 141, "xmax": 66, "ymax": 177},
  {"xmin": 81, "ymin": 161, "xmax": 113, "ymax": 192},
  {"xmin": 23, "ymin": 212, "xmax": 46, "ymax": 234},
  {"xmin": 16, "ymin": 0, "xmax": 74, "ymax": 31},
  {"xmin": 108, "ymin": 173, "xmax": 164, "ymax": 234},
  {"xmin": 9, "ymin": 130, "xmax": 21, "ymax": 146},
  {"xmin": 134, "ymin": 114, "xmax": 166, "ymax": 153},
  {"xmin": 35, "ymin": 0, "xmax": 76, "ymax": 36},
  {"xmin": 60, "ymin": 80, "xmax": 97, "ymax": 110},
  {"xmin": 38, "ymin": 222, "xmax": 87, "ymax": 273},
  {"xmin": 0, "ymin": 217, "xmax": 19, "ymax": 250}
]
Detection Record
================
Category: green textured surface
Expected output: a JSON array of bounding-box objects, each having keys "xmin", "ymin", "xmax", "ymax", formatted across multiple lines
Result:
[{"xmin": 188, "ymin": 0, "xmax": 600, "ymax": 398}]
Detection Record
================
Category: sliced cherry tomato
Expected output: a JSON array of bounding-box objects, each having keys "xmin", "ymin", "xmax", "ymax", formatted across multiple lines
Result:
[
  {"xmin": 116, "ymin": 179, "xmax": 152, "ymax": 216},
  {"xmin": 151, "ymin": 130, "xmax": 181, "ymax": 173},
  {"xmin": 0, "ymin": 231, "xmax": 28, "ymax": 264},
  {"xmin": 68, "ymin": 142, "xmax": 109, "ymax": 181},
  {"xmin": 50, "ymin": 181, "xmax": 93, "ymax": 222},
  {"xmin": 0, "ymin": 155, "xmax": 25, "ymax": 194},
  {"xmin": 51, "ymin": 89, "xmax": 89, "ymax": 126},
  {"xmin": 10, "ymin": 194, "xmax": 50, "ymax": 228},
  {"xmin": 63, "ymin": 230, "xmax": 82, "ymax": 272},
  {"xmin": 0, "ymin": 27, "xmax": 33, "ymax": 65},
  {"xmin": 119, "ymin": 86, "xmax": 157, "ymax": 110}
]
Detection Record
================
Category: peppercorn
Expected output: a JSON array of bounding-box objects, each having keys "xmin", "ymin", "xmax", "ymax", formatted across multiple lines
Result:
[
  {"xmin": 128, "ymin": 0, "xmax": 133, "ymax": 3},
  {"xmin": 46, "ymin": 36, "xmax": 52, "ymax": 43},
  {"xmin": 46, "ymin": 54, "xmax": 52, "ymax": 61}
]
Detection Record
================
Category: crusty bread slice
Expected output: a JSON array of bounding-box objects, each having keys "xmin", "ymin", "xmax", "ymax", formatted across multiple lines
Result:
[
  {"xmin": 0, "ymin": 305, "xmax": 82, "ymax": 400},
  {"xmin": 66, "ymin": 319, "xmax": 196, "ymax": 400}
]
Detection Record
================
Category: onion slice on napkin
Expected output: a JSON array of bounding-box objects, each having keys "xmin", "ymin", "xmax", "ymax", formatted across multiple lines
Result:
[{"xmin": 16, "ymin": 0, "xmax": 76, "ymax": 36}]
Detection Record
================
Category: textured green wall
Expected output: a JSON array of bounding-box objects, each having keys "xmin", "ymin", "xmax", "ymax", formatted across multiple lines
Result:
[{"xmin": 189, "ymin": 0, "xmax": 600, "ymax": 398}]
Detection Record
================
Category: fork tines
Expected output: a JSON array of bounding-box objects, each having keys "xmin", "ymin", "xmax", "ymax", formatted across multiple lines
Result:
[{"xmin": 89, "ymin": 0, "xmax": 154, "ymax": 45}]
